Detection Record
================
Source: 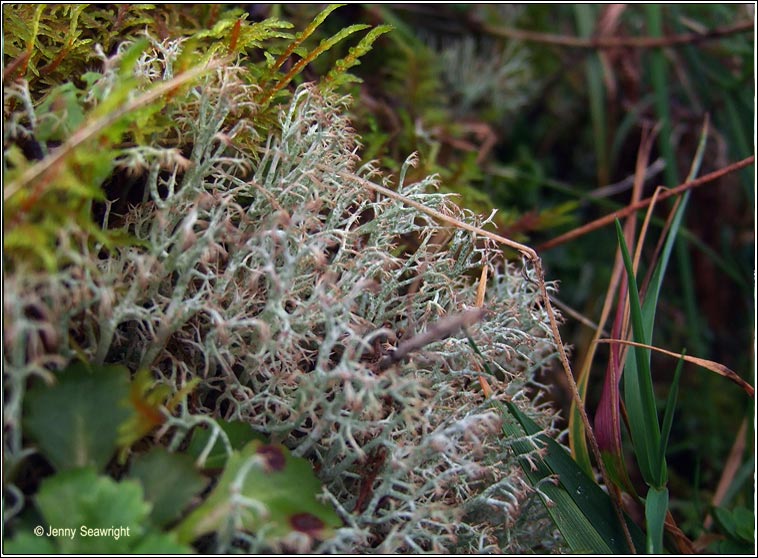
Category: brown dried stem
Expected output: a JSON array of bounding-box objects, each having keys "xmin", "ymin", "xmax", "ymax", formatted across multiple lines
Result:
[
  {"xmin": 378, "ymin": 307, "xmax": 486, "ymax": 370},
  {"xmin": 3, "ymin": 57, "xmax": 227, "ymax": 203},
  {"xmin": 538, "ymin": 156, "xmax": 755, "ymax": 251},
  {"xmin": 478, "ymin": 20, "xmax": 754, "ymax": 49}
]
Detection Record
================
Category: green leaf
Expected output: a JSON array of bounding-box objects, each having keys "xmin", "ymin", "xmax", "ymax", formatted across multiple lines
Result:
[
  {"xmin": 174, "ymin": 440, "xmax": 341, "ymax": 545},
  {"xmin": 600, "ymin": 450, "xmax": 638, "ymax": 500},
  {"xmin": 3, "ymin": 224, "xmax": 59, "ymax": 272},
  {"xmin": 4, "ymin": 532, "xmax": 58, "ymax": 553},
  {"xmin": 495, "ymin": 400, "xmax": 645, "ymax": 553},
  {"xmin": 616, "ymin": 219, "xmax": 661, "ymax": 486},
  {"xmin": 24, "ymin": 361, "xmax": 134, "ymax": 471},
  {"xmin": 130, "ymin": 448, "xmax": 209, "ymax": 527},
  {"xmin": 35, "ymin": 82, "xmax": 86, "ymax": 142},
  {"xmin": 658, "ymin": 352, "xmax": 684, "ymax": 479},
  {"xmin": 644, "ymin": 486, "xmax": 668, "ymax": 553},
  {"xmin": 711, "ymin": 537, "xmax": 756, "ymax": 555},
  {"xmin": 35, "ymin": 468, "xmax": 148, "ymax": 553},
  {"xmin": 733, "ymin": 507, "xmax": 755, "ymax": 543},
  {"xmin": 185, "ymin": 419, "xmax": 266, "ymax": 470},
  {"xmin": 26, "ymin": 467, "xmax": 194, "ymax": 553},
  {"xmin": 713, "ymin": 506, "xmax": 755, "ymax": 544},
  {"xmin": 131, "ymin": 531, "xmax": 195, "ymax": 554},
  {"xmin": 260, "ymin": 3, "xmax": 343, "ymax": 78},
  {"xmin": 466, "ymin": 332, "xmax": 643, "ymax": 552},
  {"xmin": 325, "ymin": 24, "xmax": 394, "ymax": 86},
  {"xmin": 277, "ymin": 3, "xmax": 345, "ymax": 72}
]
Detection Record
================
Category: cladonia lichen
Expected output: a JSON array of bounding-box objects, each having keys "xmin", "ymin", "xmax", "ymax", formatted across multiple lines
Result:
[{"xmin": 3, "ymin": 36, "xmax": 565, "ymax": 553}]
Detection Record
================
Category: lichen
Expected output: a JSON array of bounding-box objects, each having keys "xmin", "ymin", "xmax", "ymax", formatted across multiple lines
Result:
[{"xmin": 3, "ymin": 26, "xmax": 565, "ymax": 553}]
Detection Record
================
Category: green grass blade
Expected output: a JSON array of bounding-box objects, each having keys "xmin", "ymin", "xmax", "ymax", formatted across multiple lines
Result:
[
  {"xmin": 721, "ymin": 456, "xmax": 755, "ymax": 508},
  {"xmin": 723, "ymin": 95, "xmax": 756, "ymax": 199},
  {"xmin": 641, "ymin": 113, "xmax": 708, "ymax": 336},
  {"xmin": 496, "ymin": 399, "xmax": 645, "ymax": 553},
  {"xmin": 675, "ymin": 230, "xmax": 706, "ymax": 353},
  {"xmin": 638, "ymin": 120, "xmax": 703, "ymax": 484},
  {"xmin": 645, "ymin": 486, "xmax": 669, "ymax": 553},
  {"xmin": 646, "ymin": 5, "xmax": 709, "ymax": 357},
  {"xmin": 642, "ymin": 189, "xmax": 691, "ymax": 338},
  {"xmin": 466, "ymin": 334, "xmax": 643, "ymax": 552},
  {"xmin": 569, "ymin": 370, "xmax": 593, "ymax": 477},
  {"xmin": 674, "ymin": 141, "xmax": 708, "ymax": 351},
  {"xmin": 616, "ymin": 220, "xmax": 661, "ymax": 486},
  {"xmin": 645, "ymin": 5, "xmax": 678, "ymax": 188},
  {"xmin": 658, "ymin": 351, "xmax": 684, "ymax": 482},
  {"xmin": 574, "ymin": 4, "xmax": 609, "ymax": 185}
]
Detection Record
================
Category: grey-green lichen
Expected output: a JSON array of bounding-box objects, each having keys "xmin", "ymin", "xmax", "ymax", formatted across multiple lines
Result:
[{"xmin": 3, "ymin": 38, "xmax": 565, "ymax": 553}]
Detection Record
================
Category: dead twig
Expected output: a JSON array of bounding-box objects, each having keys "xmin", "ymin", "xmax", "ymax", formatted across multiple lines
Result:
[
  {"xmin": 378, "ymin": 307, "xmax": 486, "ymax": 371},
  {"xmin": 538, "ymin": 156, "xmax": 755, "ymax": 251},
  {"xmin": 478, "ymin": 20, "xmax": 754, "ymax": 49}
]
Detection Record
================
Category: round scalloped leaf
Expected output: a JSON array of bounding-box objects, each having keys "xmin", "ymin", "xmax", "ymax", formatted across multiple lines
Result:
[
  {"xmin": 23, "ymin": 362, "xmax": 133, "ymax": 471},
  {"xmin": 129, "ymin": 448, "xmax": 209, "ymax": 528},
  {"xmin": 35, "ymin": 467, "xmax": 148, "ymax": 553},
  {"xmin": 174, "ymin": 440, "xmax": 341, "ymax": 546}
]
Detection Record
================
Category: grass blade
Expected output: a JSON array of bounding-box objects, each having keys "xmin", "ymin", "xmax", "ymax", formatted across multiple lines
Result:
[
  {"xmin": 496, "ymin": 399, "xmax": 645, "ymax": 553},
  {"xmin": 645, "ymin": 5, "xmax": 677, "ymax": 187},
  {"xmin": 616, "ymin": 219, "xmax": 661, "ymax": 486},
  {"xmin": 642, "ymin": 188, "xmax": 690, "ymax": 328},
  {"xmin": 658, "ymin": 352, "xmax": 684, "ymax": 481},
  {"xmin": 645, "ymin": 486, "xmax": 669, "ymax": 553},
  {"xmin": 574, "ymin": 4, "xmax": 609, "ymax": 185},
  {"xmin": 646, "ymin": 4, "xmax": 708, "ymax": 356},
  {"xmin": 568, "ymin": 371, "xmax": 593, "ymax": 477},
  {"xmin": 467, "ymin": 334, "xmax": 642, "ymax": 552},
  {"xmin": 599, "ymin": 339, "xmax": 754, "ymax": 397}
]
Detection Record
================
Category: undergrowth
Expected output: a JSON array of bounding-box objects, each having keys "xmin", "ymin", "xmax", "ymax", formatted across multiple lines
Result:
[
  {"xmin": 4, "ymin": 4, "xmax": 752, "ymax": 554},
  {"xmin": 3, "ymin": 5, "xmax": 566, "ymax": 553}
]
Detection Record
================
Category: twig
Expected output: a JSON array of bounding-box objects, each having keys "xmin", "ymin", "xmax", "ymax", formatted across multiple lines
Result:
[
  {"xmin": 332, "ymin": 166, "xmax": 638, "ymax": 554},
  {"xmin": 478, "ymin": 20, "xmax": 754, "ymax": 49},
  {"xmin": 378, "ymin": 307, "xmax": 486, "ymax": 371},
  {"xmin": 3, "ymin": 57, "xmax": 227, "ymax": 202},
  {"xmin": 588, "ymin": 158, "xmax": 666, "ymax": 199},
  {"xmin": 538, "ymin": 156, "xmax": 755, "ymax": 251},
  {"xmin": 549, "ymin": 295, "xmax": 608, "ymax": 336}
]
